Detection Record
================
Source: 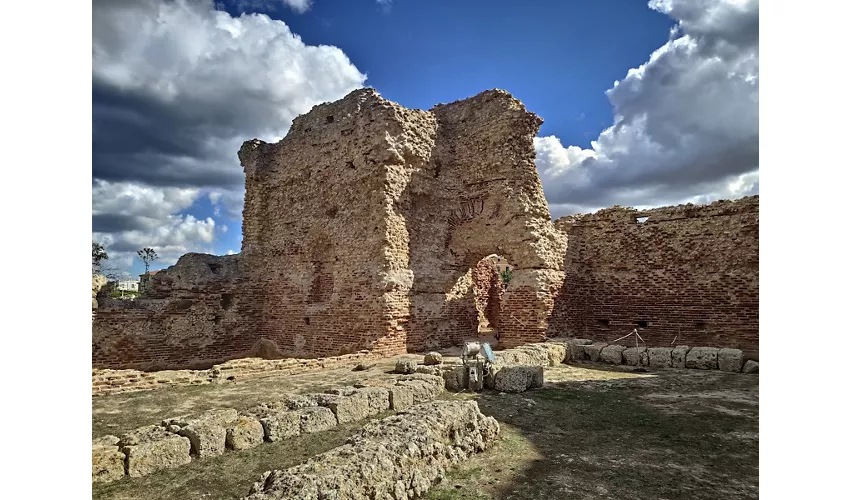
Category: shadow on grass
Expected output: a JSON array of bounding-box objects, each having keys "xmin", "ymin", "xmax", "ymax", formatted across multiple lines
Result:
[{"xmin": 427, "ymin": 367, "xmax": 759, "ymax": 500}]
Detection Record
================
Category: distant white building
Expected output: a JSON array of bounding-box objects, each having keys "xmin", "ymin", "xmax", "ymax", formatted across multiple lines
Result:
[{"xmin": 117, "ymin": 280, "xmax": 139, "ymax": 292}]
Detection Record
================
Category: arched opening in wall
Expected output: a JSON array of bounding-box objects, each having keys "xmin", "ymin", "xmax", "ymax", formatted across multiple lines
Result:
[{"xmin": 471, "ymin": 254, "xmax": 512, "ymax": 344}]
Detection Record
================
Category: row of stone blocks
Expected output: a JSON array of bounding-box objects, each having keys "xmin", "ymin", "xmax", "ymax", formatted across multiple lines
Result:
[
  {"xmin": 411, "ymin": 342, "xmax": 567, "ymax": 393},
  {"xmin": 244, "ymin": 400, "xmax": 500, "ymax": 500},
  {"xmin": 565, "ymin": 339, "xmax": 759, "ymax": 373},
  {"xmin": 92, "ymin": 374, "xmax": 445, "ymax": 484}
]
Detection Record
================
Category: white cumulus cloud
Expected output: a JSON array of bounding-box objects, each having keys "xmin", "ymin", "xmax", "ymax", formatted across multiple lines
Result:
[
  {"xmin": 536, "ymin": 0, "xmax": 759, "ymax": 218},
  {"xmin": 92, "ymin": 0, "xmax": 367, "ymax": 276}
]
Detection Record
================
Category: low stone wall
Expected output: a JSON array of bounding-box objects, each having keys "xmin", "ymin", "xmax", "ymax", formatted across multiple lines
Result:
[
  {"xmin": 413, "ymin": 342, "xmax": 566, "ymax": 393},
  {"xmin": 565, "ymin": 338, "xmax": 759, "ymax": 373},
  {"xmin": 244, "ymin": 400, "xmax": 500, "ymax": 500},
  {"xmin": 92, "ymin": 374, "xmax": 445, "ymax": 484},
  {"xmin": 92, "ymin": 351, "xmax": 375, "ymax": 396}
]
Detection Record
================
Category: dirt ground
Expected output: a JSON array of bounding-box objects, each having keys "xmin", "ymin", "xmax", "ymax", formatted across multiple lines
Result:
[
  {"xmin": 92, "ymin": 356, "xmax": 407, "ymax": 438},
  {"xmin": 92, "ymin": 361, "xmax": 758, "ymax": 500}
]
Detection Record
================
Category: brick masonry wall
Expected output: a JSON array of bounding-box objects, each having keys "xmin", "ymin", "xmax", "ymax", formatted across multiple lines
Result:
[
  {"xmin": 91, "ymin": 89, "xmax": 758, "ymax": 370},
  {"xmin": 548, "ymin": 196, "xmax": 759, "ymax": 354},
  {"xmin": 473, "ymin": 259, "xmax": 503, "ymax": 330},
  {"xmin": 92, "ymin": 254, "xmax": 255, "ymax": 370}
]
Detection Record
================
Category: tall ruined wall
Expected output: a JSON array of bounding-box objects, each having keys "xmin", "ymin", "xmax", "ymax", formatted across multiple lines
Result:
[
  {"xmin": 399, "ymin": 90, "xmax": 566, "ymax": 350},
  {"xmin": 92, "ymin": 87, "xmax": 758, "ymax": 369},
  {"xmin": 92, "ymin": 253, "xmax": 251, "ymax": 370},
  {"xmin": 549, "ymin": 196, "xmax": 759, "ymax": 353},
  {"xmin": 236, "ymin": 88, "xmax": 566, "ymax": 355},
  {"xmin": 236, "ymin": 89, "xmax": 436, "ymax": 357}
]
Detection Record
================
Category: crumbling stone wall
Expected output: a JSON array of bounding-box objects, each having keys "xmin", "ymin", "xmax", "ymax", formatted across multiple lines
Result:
[
  {"xmin": 237, "ymin": 88, "xmax": 566, "ymax": 357},
  {"xmin": 548, "ymin": 197, "xmax": 759, "ymax": 353},
  {"xmin": 91, "ymin": 88, "xmax": 758, "ymax": 369},
  {"xmin": 245, "ymin": 400, "xmax": 499, "ymax": 500},
  {"xmin": 92, "ymin": 253, "xmax": 250, "ymax": 370},
  {"xmin": 472, "ymin": 258, "xmax": 503, "ymax": 331},
  {"xmin": 400, "ymin": 91, "xmax": 566, "ymax": 350}
]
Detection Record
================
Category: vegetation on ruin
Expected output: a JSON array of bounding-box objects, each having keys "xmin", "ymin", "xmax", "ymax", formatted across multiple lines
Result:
[
  {"xmin": 93, "ymin": 242, "xmax": 108, "ymax": 274},
  {"xmin": 109, "ymin": 290, "xmax": 140, "ymax": 299},
  {"xmin": 500, "ymin": 267, "xmax": 513, "ymax": 287},
  {"xmin": 137, "ymin": 247, "xmax": 159, "ymax": 275}
]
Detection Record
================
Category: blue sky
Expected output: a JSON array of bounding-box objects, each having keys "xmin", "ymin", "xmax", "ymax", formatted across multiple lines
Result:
[{"xmin": 92, "ymin": 0, "xmax": 759, "ymax": 278}]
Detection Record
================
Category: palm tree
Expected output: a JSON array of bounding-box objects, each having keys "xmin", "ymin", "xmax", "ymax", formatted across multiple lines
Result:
[
  {"xmin": 92, "ymin": 242, "xmax": 108, "ymax": 274},
  {"xmin": 137, "ymin": 247, "xmax": 159, "ymax": 276}
]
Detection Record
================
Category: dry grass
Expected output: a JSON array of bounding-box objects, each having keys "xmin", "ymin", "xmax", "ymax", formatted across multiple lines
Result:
[
  {"xmin": 92, "ymin": 360, "xmax": 758, "ymax": 500},
  {"xmin": 92, "ymin": 357, "xmax": 405, "ymax": 438},
  {"xmin": 427, "ymin": 364, "xmax": 759, "ymax": 500},
  {"xmin": 91, "ymin": 416, "xmax": 381, "ymax": 500}
]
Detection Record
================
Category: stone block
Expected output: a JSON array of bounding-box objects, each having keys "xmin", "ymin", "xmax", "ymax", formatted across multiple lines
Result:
[
  {"xmin": 397, "ymin": 373, "xmax": 445, "ymax": 391},
  {"xmin": 648, "ymin": 347, "xmax": 673, "ymax": 368},
  {"xmin": 600, "ymin": 344, "xmax": 626, "ymax": 364},
  {"xmin": 440, "ymin": 365, "xmax": 467, "ymax": 391},
  {"xmin": 168, "ymin": 408, "xmax": 238, "ymax": 428},
  {"xmin": 162, "ymin": 408, "xmax": 238, "ymax": 458},
  {"xmin": 258, "ymin": 410, "xmax": 301, "ymax": 442},
  {"xmin": 297, "ymin": 407, "xmax": 337, "ymax": 434},
  {"xmin": 535, "ymin": 342, "xmax": 568, "ymax": 365},
  {"xmin": 395, "ymin": 379, "xmax": 441, "ymax": 403},
  {"xmin": 276, "ymin": 394, "xmax": 319, "ymax": 410},
  {"xmin": 686, "ymin": 347, "xmax": 719, "ymax": 370},
  {"xmin": 178, "ymin": 422, "xmax": 227, "ymax": 458},
  {"xmin": 355, "ymin": 387, "xmax": 391, "ymax": 415},
  {"xmin": 388, "ymin": 385, "xmax": 414, "ymax": 411},
  {"xmin": 423, "ymin": 352, "xmax": 443, "ymax": 365},
  {"xmin": 582, "ymin": 342, "xmax": 608, "ymax": 362},
  {"xmin": 226, "ymin": 416, "xmax": 265, "ymax": 451},
  {"xmin": 313, "ymin": 392, "xmax": 371, "ymax": 424},
  {"xmin": 394, "ymin": 358, "xmax": 418, "ymax": 374},
  {"xmin": 92, "ymin": 435, "xmax": 125, "ymax": 484},
  {"xmin": 513, "ymin": 346, "xmax": 552, "ymax": 366},
  {"xmin": 244, "ymin": 400, "xmax": 501, "ymax": 499},
  {"xmin": 567, "ymin": 338, "xmax": 593, "ymax": 360},
  {"xmin": 672, "ymin": 346, "xmax": 690, "ymax": 368},
  {"xmin": 718, "ymin": 348, "xmax": 745, "ymax": 372},
  {"xmin": 622, "ymin": 347, "xmax": 648, "ymax": 366},
  {"xmin": 742, "ymin": 360, "xmax": 759, "ymax": 374},
  {"xmin": 414, "ymin": 365, "xmax": 442, "ymax": 377},
  {"xmin": 493, "ymin": 366, "xmax": 544, "ymax": 393},
  {"xmin": 119, "ymin": 425, "xmax": 191, "ymax": 477}
]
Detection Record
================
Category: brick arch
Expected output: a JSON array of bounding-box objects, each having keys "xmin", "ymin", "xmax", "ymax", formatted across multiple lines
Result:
[{"xmin": 399, "ymin": 90, "xmax": 566, "ymax": 351}]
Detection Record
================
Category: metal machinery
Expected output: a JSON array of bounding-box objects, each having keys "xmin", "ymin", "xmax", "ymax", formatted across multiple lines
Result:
[{"xmin": 461, "ymin": 341, "xmax": 496, "ymax": 390}]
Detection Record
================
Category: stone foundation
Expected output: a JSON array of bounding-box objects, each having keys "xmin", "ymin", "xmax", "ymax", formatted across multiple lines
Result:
[
  {"xmin": 244, "ymin": 400, "xmax": 500, "ymax": 500},
  {"xmin": 93, "ymin": 374, "xmax": 446, "ymax": 483}
]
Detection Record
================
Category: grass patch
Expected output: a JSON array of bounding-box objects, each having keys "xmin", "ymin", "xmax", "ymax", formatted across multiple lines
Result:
[
  {"xmin": 92, "ymin": 413, "xmax": 395, "ymax": 500},
  {"xmin": 427, "ymin": 369, "xmax": 759, "ymax": 499}
]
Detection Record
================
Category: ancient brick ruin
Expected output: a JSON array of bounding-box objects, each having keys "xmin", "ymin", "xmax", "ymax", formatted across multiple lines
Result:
[
  {"xmin": 548, "ymin": 196, "xmax": 759, "ymax": 355},
  {"xmin": 92, "ymin": 88, "xmax": 759, "ymax": 370}
]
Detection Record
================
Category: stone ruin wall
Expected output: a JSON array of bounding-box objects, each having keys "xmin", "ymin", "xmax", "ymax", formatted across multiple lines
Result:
[
  {"xmin": 235, "ymin": 88, "xmax": 566, "ymax": 357},
  {"xmin": 472, "ymin": 258, "xmax": 503, "ymax": 331},
  {"xmin": 548, "ymin": 196, "xmax": 759, "ymax": 355},
  {"xmin": 92, "ymin": 254, "xmax": 254, "ymax": 370},
  {"xmin": 91, "ymin": 88, "xmax": 759, "ymax": 370}
]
